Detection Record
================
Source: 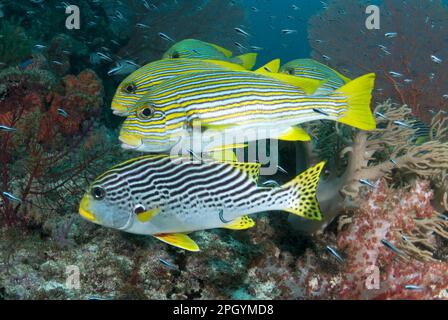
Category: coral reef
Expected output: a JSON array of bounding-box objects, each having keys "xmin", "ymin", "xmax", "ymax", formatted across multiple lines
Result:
[
  {"xmin": 295, "ymin": 180, "xmax": 448, "ymax": 299},
  {"xmin": 291, "ymin": 102, "xmax": 448, "ymax": 234},
  {"xmin": 308, "ymin": 0, "xmax": 448, "ymax": 122}
]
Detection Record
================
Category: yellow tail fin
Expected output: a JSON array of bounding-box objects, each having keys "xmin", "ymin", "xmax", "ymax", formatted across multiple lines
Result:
[
  {"xmin": 235, "ymin": 53, "xmax": 258, "ymax": 70},
  {"xmin": 282, "ymin": 161, "xmax": 325, "ymax": 221},
  {"xmin": 335, "ymin": 73, "xmax": 376, "ymax": 131}
]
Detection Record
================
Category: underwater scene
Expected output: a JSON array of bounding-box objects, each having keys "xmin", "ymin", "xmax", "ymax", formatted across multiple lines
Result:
[{"xmin": 0, "ymin": 0, "xmax": 447, "ymax": 301}]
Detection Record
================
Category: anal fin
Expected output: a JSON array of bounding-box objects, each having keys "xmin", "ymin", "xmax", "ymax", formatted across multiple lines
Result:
[
  {"xmin": 153, "ymin": 233, "xmax": 200, "ymax": 252},
  {"xmin": 277, "ymin": 126, "xmax": 311, "ymax": 142},
  {"xmin": 223, "ymin": 215, "xmax": 255, "ymax": 230}
]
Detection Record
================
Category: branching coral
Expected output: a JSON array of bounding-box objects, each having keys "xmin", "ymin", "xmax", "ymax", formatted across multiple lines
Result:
[
  {"xmin": 291, "ymin": 101, "xmax": 448, "ymax": 234},
  {"xmin": 0, "ymin": 66, "xmax": 127, "ymax": 229},
  {"xmin": 291, "ymin": 180, "xmax": 448, "ymax": 300}
]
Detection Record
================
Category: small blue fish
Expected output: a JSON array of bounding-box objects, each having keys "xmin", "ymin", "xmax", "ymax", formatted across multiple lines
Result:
[
  {"xmin": 393, "ymin": 120, "xmax": 412, "ymax": 128},
  {"xmin": 158, "ymin": 32, "xmax": 175, "ymax": 42},
  {"xmin": 385, "ymin": 32, "xmax": 398, "ymax": 38},
  {"xmin": 159, "ymin": 258, "xmax": 179, "ymax": 271},
  {"xmin": 375, "ymin": 111, "xmax": 388, "ymax": 120},
  {"xmin": 359, "ymin": 179, "xmax": 375, "ymax": 188},
  {"xmin": 281, "ymin": 29, "xmax": 298, "ymax": 35},
  {"xmin": 326, "ymin": 246, "xmax": 344, "ymax": 263},
  {"xmin": 261, "ymin": 180, "xmax": 280, "ymax": 188},
  {"xmin": 2, "ymin": 192, "xmax": 22, "ymax": 203},
  {"xmin": 381, "ymin": 239, "xmax": 403, "ymax": 255},
  {"xmin": 0, "ymin": 125, "xmax": 16, "ymax": 132},
  {"xmin": 277, "ymin": 165, "xmax": 288, "ymax": 175},
  {"xmin": 430, "ymin": 55, "xmax": 442, "ymax": 64},
  {"xmin": 405, "ymin": 285, "xmax": 424, "ymax": 291},
  {"xmin": 234, "ymin": 27, "xmax": 251, "ymax": 37},
  {"xmin": 57, "ymin": 108, "xmax": 69, "ymax": 118},
  {"xmin": 389, "ymin": 71, "xmax": 403, "ymax": 78}
]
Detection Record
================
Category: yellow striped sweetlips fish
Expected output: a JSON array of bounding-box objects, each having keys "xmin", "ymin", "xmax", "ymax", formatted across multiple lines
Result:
[
  {"xmin": 79, "ymin": 154, "xmax": 325, "ymax": 251},
  {"xmin": 162, "ymin": 38, "xmax": 257, "ymax": 70},
  {"xmin": 280, "ymin": 59, "xmax": 351, "ymax": 95},
  {"xmin": 111, "ymin": 58, "xmax": 321, "ymax": 118},
  {"xmin": 111, "ymin": 58, "xmax": 249, "ymax": 116},
  {"xmin": 118, "ymin": 70, "xmax": 376, "ymax": 153}
]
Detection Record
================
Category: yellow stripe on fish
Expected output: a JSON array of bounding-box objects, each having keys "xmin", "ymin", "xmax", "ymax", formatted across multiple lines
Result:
[
  {"xmin": 79, "ymin": 154, "xmax": 326, "ymax": 251},
  {"xmin": 111, "ymin": 58, "xmax": 248, "ymax": 116},
  {"xmin": 118, "ymin": 70, "xmax": 376, "ymax": 153}
]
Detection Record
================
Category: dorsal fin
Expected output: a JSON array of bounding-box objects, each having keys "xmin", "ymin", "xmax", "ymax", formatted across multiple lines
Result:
[
  {"xmin": 234, "ymin": 53, "xmax": 258, "ymax": 70},
  {"xmin": 263, "ymin": 72, "xmax": 324, "ymax": 95},
  {"xmin": 203, "ymin": 59, "xmax": 246, "ymax": 71},
  {"xmin": 255, "ymin": 59, "xmax": 281, "ymax": 73},
  {"xmin": 209, "ymin": 43, "xmax": 233, "ymax": 57},
  {"xmin": 227, "ymin": 162, "xmax": 261, "ymax": 183}
]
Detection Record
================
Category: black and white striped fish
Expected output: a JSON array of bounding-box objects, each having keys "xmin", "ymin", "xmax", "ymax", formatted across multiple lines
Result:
[{"xmin": 79, "ymin": 155, "xmax": 325, "ymax": 251}]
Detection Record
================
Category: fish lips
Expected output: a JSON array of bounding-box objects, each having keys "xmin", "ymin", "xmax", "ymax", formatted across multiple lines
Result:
[
  {"xmin": 119, "ymin": 133, "xmax": 144, "ymax": 150},
  {"xmin": 79, "ymin": 195, "xmax": 98, "ymax": 223}
]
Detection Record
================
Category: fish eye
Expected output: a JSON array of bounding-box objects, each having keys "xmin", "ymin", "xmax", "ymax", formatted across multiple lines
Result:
[
  {"xmin": 92, "ymin": 186, "xmax": 106, "ymax": 200},
  {"xmin": 138, "ymin": 106, "xmax": 155, "ymax": 119},
  {"xmin": 134, "ymin": 204, "xmax": 146, "ymax": 215},
  {"xmin": 123, "ymin": 83, "xmax": 137, "ymax": 94},
  {"xmin": 171, "ymin": 51, "xmax": 180, "ymax": 59},
  {"xmin": 285, "ymin": 68, "xmax": 295, "ymax": 75}
]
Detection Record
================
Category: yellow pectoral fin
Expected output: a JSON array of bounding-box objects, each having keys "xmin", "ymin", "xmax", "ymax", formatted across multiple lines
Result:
[
  {"xmin": 255, "ymin": 59, "xmax": 281, "ymax": 73},
  {"xmin": 153, "ymin": 233, "xmax": 200, "ymax": 252},
  {"xmin": 277, "ymin": 126, "xmax": 311, "ymax": 142},
  {"xmin": 223, "ymin": 215, "xmax": 255, "ymax": 230},
  {"xmin": 136, "ymin": 207, "xmax": 161, "ymax": 223}
]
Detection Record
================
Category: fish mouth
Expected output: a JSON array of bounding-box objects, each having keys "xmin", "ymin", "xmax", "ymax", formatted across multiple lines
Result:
[
  {"xmin": 111, "ymin": 101, "xmax": 130, "ymax": 116},
  {"xmin": 112, "ymin": 109, "xmax": 129, "ymax": 117},
  {"xmin": 79, "ymin": 195, "xmax": 98, "ymax": 223},
  {"xmin": 119, "ymin": 133, "xmax": 143, "ymax": 149}
]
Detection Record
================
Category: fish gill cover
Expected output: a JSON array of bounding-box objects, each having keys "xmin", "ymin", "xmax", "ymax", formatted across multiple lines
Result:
[{"xmin": 0, "ymin": 0, "xmax": 446, "ymax": 300}]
